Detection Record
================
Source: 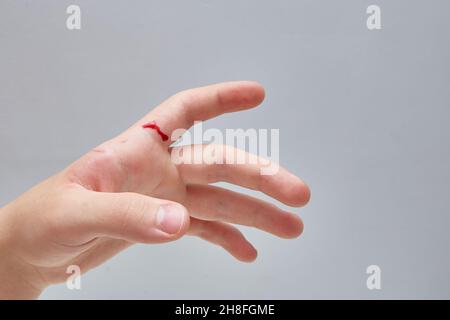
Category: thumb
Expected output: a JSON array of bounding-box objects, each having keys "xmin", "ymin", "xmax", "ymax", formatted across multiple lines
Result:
[{"xmin": 76, "ymin": 190, "xmax": 190, "ymax": 243}]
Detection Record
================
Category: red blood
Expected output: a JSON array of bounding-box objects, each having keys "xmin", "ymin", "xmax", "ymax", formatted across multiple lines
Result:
[{"xmin": 142, "ymin": 121, "xmax": 169, "ymax": 141}]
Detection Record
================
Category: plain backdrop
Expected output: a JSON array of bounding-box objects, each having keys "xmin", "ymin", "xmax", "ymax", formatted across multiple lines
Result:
[{"xmin": 1, "ymin": 0, "xmax": 449, "ymax": 299}]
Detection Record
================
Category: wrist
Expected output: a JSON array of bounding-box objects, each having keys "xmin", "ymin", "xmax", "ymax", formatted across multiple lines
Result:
[{"xmin": 0, "ymin": 205, "xmax": 46, "ymax": 299}]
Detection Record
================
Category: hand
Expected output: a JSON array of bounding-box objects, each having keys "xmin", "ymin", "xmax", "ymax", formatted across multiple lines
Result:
[{"xmin": 0, "ymin": 81, "xmax": 310, "ymax": 299}]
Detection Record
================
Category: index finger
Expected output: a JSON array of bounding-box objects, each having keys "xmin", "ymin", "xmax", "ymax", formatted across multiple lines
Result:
[{"xmin": 128, "ymin": 81, "xmax": 265, "ymax": 143}]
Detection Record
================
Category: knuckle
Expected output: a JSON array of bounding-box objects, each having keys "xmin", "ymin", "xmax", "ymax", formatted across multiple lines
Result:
[
  {"xmin": 176, "ymin": 89, "xmax": 197, "ymax": 107},
  {"xmin": 215, "ymin": 86, "xmax": 227, "ymax": 107},
  {"xmin": 86, "ymin": 147, "xmax": 122, "ymax": 173},
  {"xmin": 112, "ymin": 195, "xmax": 147, "ymax": 234},
  {"xmin": 174, "ymin": 90, "xmax": 198, "ymax": 123},
  {"xmin": 112, "ymin": 195, "xmax": 158, "ymax": 242},
  {"xmin": 68, "ymin": 145, "xmax": 125, "ymax": 191},
  {"xmin": 250, "ymin": 202, "xmax": 266, "ymax": 228},
  {"xmin": 256, "ymin": 172, "xmax": 271, "ymax": 192}
]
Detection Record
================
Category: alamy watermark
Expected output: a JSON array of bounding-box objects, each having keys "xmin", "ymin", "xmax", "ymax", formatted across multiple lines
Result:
[
  {"xmin": 366, "ymin": 5, "xmax": 382, "ymax": 30},
  {"xmin": 169, "ymin": 121, "xmax": 280, "ymax": 176},
  {"xmin": 66, "ymin": 5, "xmax": 81, "ymax": 30},
  {"xmin": 366, "ymin": 265, "xmax": 381, "ymax": 290},
  {"xmin": 66, "ymin": 265, "xmax": 81, "ymax": 290}
]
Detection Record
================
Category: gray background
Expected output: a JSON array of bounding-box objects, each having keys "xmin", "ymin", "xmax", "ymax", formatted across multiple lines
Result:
[{"xmin": 1, "ymin": 0, "xmax": 449, "ymax": 299}]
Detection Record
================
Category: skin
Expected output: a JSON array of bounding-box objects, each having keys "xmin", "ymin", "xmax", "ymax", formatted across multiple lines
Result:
[{"xmin": 0, "ymin": 81, "xmax": 310, "ymax": 299}]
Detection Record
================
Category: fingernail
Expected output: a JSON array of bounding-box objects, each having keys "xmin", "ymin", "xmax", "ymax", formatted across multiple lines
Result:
[{"xmin": 156, "ymin": 204, "xmax": 185, "ymax": 234}]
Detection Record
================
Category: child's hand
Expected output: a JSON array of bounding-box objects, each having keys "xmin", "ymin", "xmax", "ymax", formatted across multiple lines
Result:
[{"xmin": 0, "ymin": 81, "xmax": 310, "ymax": 299}]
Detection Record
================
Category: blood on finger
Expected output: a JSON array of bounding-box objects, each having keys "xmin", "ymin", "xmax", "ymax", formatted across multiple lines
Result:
[{"xmin": 142, "ymin": 121, "xmax": 169, "ymax": 141}]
